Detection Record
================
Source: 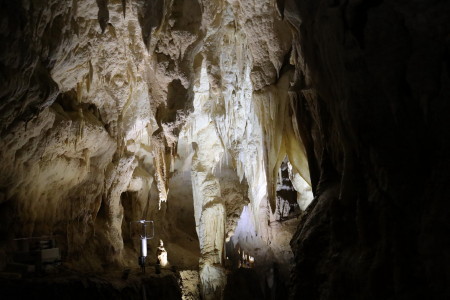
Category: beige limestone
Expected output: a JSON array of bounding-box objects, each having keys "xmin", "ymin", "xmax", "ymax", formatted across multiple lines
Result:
[{"xmin": 1, "ymin": 0, "xmax": 313, "ymax": 296}]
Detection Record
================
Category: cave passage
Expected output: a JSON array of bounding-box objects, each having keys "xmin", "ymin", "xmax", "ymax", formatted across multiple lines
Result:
[{"xmin": 1, "ymin": 0, "xmax": 450, "ymax": 299}]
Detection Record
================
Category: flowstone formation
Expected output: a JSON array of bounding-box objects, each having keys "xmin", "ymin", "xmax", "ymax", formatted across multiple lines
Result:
[
  {"xmin": 1, "ymin": 0, "xmax": 314, "ymax": 298},
  {"xmin": 3, "ymin": 0, "xmax": 449, "ymax": 299}
]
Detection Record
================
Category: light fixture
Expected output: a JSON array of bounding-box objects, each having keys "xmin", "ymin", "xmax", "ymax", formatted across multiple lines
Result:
[{"xmin": 130, "ymin": 220, "xmax": 154, "ymax": 273}]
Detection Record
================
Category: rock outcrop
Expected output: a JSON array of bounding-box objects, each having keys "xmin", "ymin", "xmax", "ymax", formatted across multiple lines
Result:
[{"xmin": 286, "ymin": 0, "xmax": 450, "ymax": 299}]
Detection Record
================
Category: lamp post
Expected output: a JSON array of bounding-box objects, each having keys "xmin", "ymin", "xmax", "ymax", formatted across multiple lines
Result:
[{"xmin": 130, "ymin": 220, "xmax": 154, "ymax": 273}]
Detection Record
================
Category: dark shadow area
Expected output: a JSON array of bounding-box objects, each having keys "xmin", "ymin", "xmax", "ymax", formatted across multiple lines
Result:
[
  {"xmin": 135, "ymin": 0, "xmax": 164, "ymax": 48},
  {"xmin": 156, "ymin": 79, "xmax": 188, "ymax": 125},
  {"xmin": 224, "ymin": 266, "xmax": 289, "ymax": 300},
  {"xmin": 121, "ymin": 191, "xmax": 136, "ymax": 247},
  {"xmin": 224, "ymin": 268, "xmax": 264, "ymax": 300},
  {"xmin": 288, "ymin": 0, "xmax": 450, "ymax": 299},
  {"xmin": 96, "ymin": 0, "xmax": 109, "ymax": 33},
  {"xmin": 0, "ymin": 270, "xmax": 181, "ymax": 300}
]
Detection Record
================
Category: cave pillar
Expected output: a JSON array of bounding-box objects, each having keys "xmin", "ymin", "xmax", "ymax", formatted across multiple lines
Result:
[{"xmin": 191, "ymin": 121, "xmax": 227, "ymax": 299}]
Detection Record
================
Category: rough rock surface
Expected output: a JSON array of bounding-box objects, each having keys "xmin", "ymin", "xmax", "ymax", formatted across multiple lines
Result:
[
  {"xmin": 178, "ymin": 270, "xmax": 200, "ymax": 300},
  {"xmin": 1, "ymin": 0, "xmax": 311, "ymax": 297},
  {"xmin": 286, "ymin": 0, "xmax": 450, "ymax": 299},
  {"xmin": 2, "ymin": 0, "xmax": 448, "ymax": 299}
]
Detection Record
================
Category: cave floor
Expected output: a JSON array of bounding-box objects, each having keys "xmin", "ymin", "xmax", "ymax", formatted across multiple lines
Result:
[{"xmin": 0, "ymin": 266, "xmax": 182, "ymax": 299}]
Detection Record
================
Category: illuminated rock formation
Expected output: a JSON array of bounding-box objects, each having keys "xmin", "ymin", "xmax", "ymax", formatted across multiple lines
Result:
[{"xmin": 1, "ymin": 0, "xmax": 449, "ymax": 299}]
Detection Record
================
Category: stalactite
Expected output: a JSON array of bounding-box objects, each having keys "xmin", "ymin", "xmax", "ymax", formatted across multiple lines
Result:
[{"xmin": 152, "ymin": 140, "xmax": 169, "ymax": 209}]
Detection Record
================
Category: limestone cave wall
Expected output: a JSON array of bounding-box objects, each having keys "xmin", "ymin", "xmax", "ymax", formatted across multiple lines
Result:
[
  {"xmin": 287, "ymin": 0, "xmax": 450, "ymax": 299},
  {"xmin": 1, "ymin": 0, "xmax": 449, "ymax": 299},
  {"xmin": 1, "ymin": 0, "xmax": 311, "ymax": 298}
]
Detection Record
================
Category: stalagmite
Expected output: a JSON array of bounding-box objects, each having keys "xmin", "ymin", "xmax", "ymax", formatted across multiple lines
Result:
[{"xmin": 156, "ymin": 239, "xmax": 168, "ymax": 267}]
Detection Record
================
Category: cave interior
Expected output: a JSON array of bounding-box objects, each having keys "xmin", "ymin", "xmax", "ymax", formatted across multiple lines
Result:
[{"xmin": 1, "ymin": 0, "xmax": 449, "ymax": 299}]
